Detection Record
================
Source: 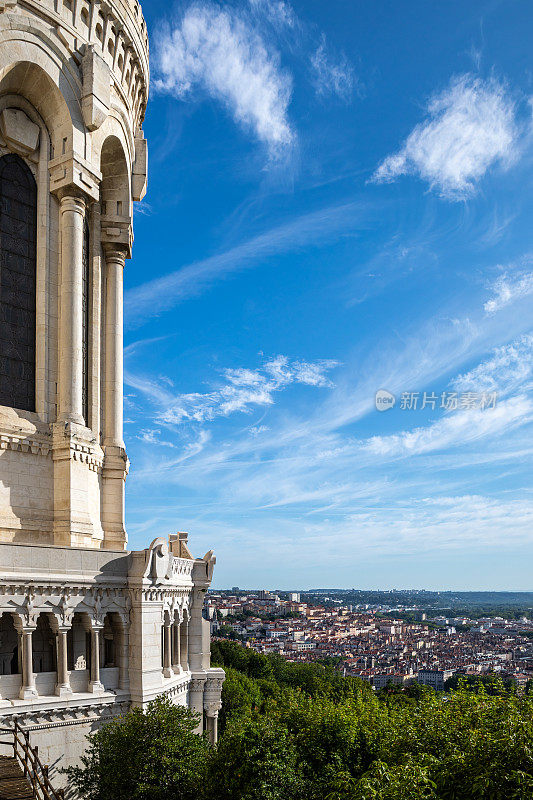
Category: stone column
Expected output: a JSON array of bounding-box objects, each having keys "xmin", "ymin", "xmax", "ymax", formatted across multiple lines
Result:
[
  {"xmin": 163, "ymin": 619, "xmax": 172, "ymax": 678},
  {"xmin": 103, "ymin": 246, "xmax": 126, "ymax": 448},
  {"xmin": 118, "ymin": 627, "xmax": 129, "ymax": 691},
  {"xmin": 206, "ymin": 711, "xmax": 218, "ymax": 745},
  {"xmin": 189, "ymin": 676, "xmax": 206, "ymax": 734},
  {"xmin": 55, "ymin": 628, "xmax": 73, "ymax": 698},
  {"xmin": 101, "ymin": 245, "xmax": 128, "ymax": 550},
  {"xmin": 58, "ymin": 194, "xmax": 86, "ymax": 425},
  {"xmin": 20, "ymin": 629, "xmax": 38, "ymax": 700},
  {"xmin": 88, "ymin": 628, "xmax": 104, "ymax": 694},
  {"xmin": 188, "ymin": 589, "xmax": 206, "ymax": 671},
  {"xmin": 172, "ymin": 619, "xmax": 181, "ymax": 673},
  {"xmin": 180, "ymin": 618, "xmax": 189, "ymax": 671}
]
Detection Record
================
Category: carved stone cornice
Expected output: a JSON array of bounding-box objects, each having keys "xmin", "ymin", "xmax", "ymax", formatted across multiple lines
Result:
[
  {"xmin": 51, "ymin": 422, "xmax": 104, "ymax": 473},
  {"xmin": 0, "ymin": 432, "xmax": 51, "ymax": 457}
]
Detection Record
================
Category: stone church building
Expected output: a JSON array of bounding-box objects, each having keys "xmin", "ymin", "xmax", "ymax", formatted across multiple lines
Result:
[{"xmin": 0, "ymin": 0, "xmax": 223, "ymax": 786}]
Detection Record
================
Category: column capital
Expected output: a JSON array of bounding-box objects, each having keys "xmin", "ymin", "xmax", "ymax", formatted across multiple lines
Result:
[
  {"xmin": 20, "ymin": 624, "xmax": 37, "ymax": 634},
  {"xmin": 103, "ymin": 244, "xmax": 128, "ymax": 266},
  {"xmin": 58, "ymin": 193, "xmax": 87, "ymax": 217}
]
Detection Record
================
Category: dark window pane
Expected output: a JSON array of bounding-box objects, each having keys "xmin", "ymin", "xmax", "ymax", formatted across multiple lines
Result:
[{"xmin": 0, "ymin": 154, "xmax": 36, "ymax": 412}]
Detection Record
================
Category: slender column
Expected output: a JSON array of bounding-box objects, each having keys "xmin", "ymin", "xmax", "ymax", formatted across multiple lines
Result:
[
  {"xmin": 188, "ymin": 589, "xmax": 206, "ymax": 671},
  {"xmin": 58, "ymin": 195, "xmax": 86, "ymax": 425},
  {"xmin": 172, "ymin": 619, "xmax": 181, "ymax": 672},
  {"xmin": 103, "ymin": 247, "xmax": 126, "ymax": 447},
  {"xmin": 180, "ymin": 618, "xmax": 189, "ymax": 671},
  {"xmin": 101, "ymin": 246, "xmax": 128, "ymax": 550},
  {"xmin": 55, "ymin": 629, "xmax": 73, "ymax": 697},
  {"xmin": 20, "ymin": 630, "xmax": 37, "ymax": 700},
  {"xmin": 88, "ymin": 628, "xmax": 104, "ymax": 693},
  {"xmin": 189, "ymin": 677, "xmax": 206, "ymax": 734},
  {"xmin": 206, "ymin": 712, "xmax": 219, "ymax": 745},
  {"xmin": 163, "ymin": 620, "xmax": 172, "ymax": 678},
  {"xmin": 118, "ymin": 628, "xmax": 129, "ymax": 691}
]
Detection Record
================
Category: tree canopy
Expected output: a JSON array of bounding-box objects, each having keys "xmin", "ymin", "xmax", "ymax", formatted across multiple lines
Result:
[{"xmin": 67, "ymin": 641, "xmax": 533, "ymax": 800}]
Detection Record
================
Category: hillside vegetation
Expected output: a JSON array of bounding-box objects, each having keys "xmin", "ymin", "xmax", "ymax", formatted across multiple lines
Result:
[{"xmin": 67, "ymin": 640, "xmax": 533, "ymax": 800}]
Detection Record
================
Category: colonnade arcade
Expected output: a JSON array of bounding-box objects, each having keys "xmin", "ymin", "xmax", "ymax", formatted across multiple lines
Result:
[
  {"xmin": 162, "ymin": 608, "xmax": 189, "ymax": 677},
  {"xmin": 0, "ymin": 608, "xmax": 128, "ymax": 700}
]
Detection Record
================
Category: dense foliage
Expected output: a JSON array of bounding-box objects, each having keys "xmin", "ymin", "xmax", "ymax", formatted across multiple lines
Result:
[
  {"xmin": 68, "ymin": 641, "xmax": 533, "ymax": 799},
  {"xmin": 65, "ymin": 698, "xmax": 209, "ymax": 800}
]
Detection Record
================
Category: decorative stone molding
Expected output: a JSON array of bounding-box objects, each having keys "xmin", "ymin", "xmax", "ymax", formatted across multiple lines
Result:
[
  {"xmin": 132, "ymin": 131, "xmax": 147, "ymax": 201},
  {"xmin": 10, "ymin": 0, "xmax": 149, "ymax": 128},
  {"xmin": 0, "ymin": 108, "xmax": 39, "ymax": 156},
  {"xmin": 101, "ymin": 220, "xmax": 133, "ymax": 257},
  {"xmin": 189, "ymin": 677, "xmax": 207, "ymax": 693},
  {"xmin": 81, "ymin": 46, "xmax": 111, "ymax": 131},
  {"xmin": 49, "ymin": 154, "xmax": 101, "ymax": 202},
  {"xmin": 0, "ymin": 434, "xmax": 51, "ymax": 457},
  {"xmin": 172, "ymin": 557, "xmax": 195, "ymax": 578},
  {"xmin": 3, "ymin": 700, "xmax": 128, "ymax": 728}
]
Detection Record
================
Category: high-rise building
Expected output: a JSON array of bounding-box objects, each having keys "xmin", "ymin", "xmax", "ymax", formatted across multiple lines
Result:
[{"xmin": 0, "ymin": 0, "xmax": 223, "ymax": 787}]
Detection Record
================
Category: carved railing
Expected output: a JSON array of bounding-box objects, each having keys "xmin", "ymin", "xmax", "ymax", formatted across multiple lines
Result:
[{"xmin": 0, "ymin": 719, "xmax": 65, "ymax": 799}]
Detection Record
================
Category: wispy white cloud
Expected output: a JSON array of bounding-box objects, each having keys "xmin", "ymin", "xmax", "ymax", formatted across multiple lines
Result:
[
  {"xmin": 363, "ymin": 395, "xmax": 532, "ymax": 458},
  {"xmin": 311, "ymin": 34, "xmax": 356, "ymax": 103},
  {"xmin": 373, "ymin": 74, "xmax": 520, "ymax": 199},
  {"xmin": 150, "ymin": 355, "xmax": 339, "ymax": 425},
  {"xmin": 453, "ymin": 334, "xmax": 533, "ymax": 394},
  {"xmin": 154, "ymin": 2, "xmax": 294, "ymax": 157},
  {"xmin": 124, "ymin": 201, "xmax": 370, "ymax": 327},
  {"xmin": 137, "ymin": 429, "xmax": 176, "ymax": 448},
  {"xmin": 484, "ymin": 257, "xmax": 533, "ymax": 313},
  {"xmin": 248, "ymin": 0, "xmax": 297, "ymax": 30}
]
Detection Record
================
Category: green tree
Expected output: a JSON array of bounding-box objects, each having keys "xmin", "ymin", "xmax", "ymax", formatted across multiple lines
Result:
[
  {"xmin": 205, "ymin": 715, "xmax": 302, "ymax": 800},
  {"xmin": 65, "ymin": 697, "xmax": 209, "ymax": 800}
]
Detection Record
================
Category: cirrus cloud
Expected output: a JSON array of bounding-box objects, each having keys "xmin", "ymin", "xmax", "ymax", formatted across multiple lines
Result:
[{"xmin": 484, "ymin": 259, "xmax": 533, "ymax": 313}]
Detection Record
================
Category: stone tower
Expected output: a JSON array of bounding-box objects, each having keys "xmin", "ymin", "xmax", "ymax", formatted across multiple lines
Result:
[
  {"xmin": 0, "ymin": 0, "xmax": 149, "ymax": 551},
  {"xmin": 0, "ymin": 0, "xmax": 223, "ymax": 786}
]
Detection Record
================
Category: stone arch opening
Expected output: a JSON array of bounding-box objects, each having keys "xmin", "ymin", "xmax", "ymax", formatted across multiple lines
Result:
[
  {"xmin": 67, "ymin": 612, "xmax": 90, "ymax": 672},
  {"xmin": 0, "ymin": 613, "xmax": 20, "ymax": 675},
  {"xmin": 0, "ymin": 153, "xmax": 37, "ymax": 412},
  {"xmin": 100, "ymin": 135, "xmax": 130, "ymax": 221},
  {"xmin": 180, "ymin": 608, "xmax": 190, "ymax": 672},
  {"xmin": 0, "ymin": 61, "xmax": 73, "ymax": 158},
  {"xmin": 102, "ymin": 612, "xmax": 116, "ymax": 668},
  {"xmin": 32, "ymin": 613, "xmax": 55, "ymax": 673}
]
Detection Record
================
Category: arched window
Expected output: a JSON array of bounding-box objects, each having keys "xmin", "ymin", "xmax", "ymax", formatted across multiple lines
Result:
[{"xmin": 0, "ymin": 154, "xmax": 37, "ymax": 412}]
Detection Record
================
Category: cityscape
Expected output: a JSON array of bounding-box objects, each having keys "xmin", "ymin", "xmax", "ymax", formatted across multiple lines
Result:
[
  {"xmin": 209, "ymin": 590, "xmax": 533, "ymax": 691},
  {"xmin": 0, "ymin": 0, "xmax": 531, "ymax": 797}
]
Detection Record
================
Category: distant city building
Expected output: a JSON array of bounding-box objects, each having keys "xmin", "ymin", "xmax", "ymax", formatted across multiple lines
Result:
[{"xmin": 417, "ymin": 670, "xmax": 455, "ymax": 690}]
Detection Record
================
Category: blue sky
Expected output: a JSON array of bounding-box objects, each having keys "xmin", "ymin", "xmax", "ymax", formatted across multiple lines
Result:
[{"xmin": 124, "ymin": 0, "xmax": 533, "ymax": 590}]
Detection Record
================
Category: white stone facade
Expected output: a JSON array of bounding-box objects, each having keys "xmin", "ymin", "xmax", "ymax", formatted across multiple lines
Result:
[{"xmin": 0, "ymin": 0, "xmax": 224, "ymax": 787}]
